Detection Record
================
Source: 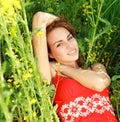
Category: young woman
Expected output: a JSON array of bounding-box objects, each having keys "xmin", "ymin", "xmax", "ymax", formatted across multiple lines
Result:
[{"xmin": 32, "ymin": 11, "xmax": 118, "ymax": 122}]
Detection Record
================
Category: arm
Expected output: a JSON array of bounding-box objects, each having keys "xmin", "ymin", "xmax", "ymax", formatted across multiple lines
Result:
[
  {"xmin": 52, "ymin": 63, "xmax": 111, "ymax": 92},
  {"xmin": 32, "ymin": 12, "xmax": 57, "ymax": 82}
]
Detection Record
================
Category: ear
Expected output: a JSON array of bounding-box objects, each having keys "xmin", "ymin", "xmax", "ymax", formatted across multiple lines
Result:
[{"xmin": 48, "ymin": 52, "xmax": 54, "ymax": 59}]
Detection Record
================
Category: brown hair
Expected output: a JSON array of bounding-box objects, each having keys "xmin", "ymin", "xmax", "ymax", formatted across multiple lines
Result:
[
  {"xmin": 46, "ymin": 18, "xmax": 76, "ymax": 37},
  {"xmin": 46, "ymin": 18, "xmax": 76, "ymax": 53}
]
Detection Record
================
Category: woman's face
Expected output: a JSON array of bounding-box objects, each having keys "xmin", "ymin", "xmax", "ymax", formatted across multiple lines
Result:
[{"xmin": 47, "ymin": 27, "xmax": 79, "ymax": 66}]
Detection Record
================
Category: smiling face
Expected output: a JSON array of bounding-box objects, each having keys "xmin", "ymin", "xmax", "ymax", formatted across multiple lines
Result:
[{"xmin": 47, "ymin": 27, "xmax": 79, "ymax": 67}]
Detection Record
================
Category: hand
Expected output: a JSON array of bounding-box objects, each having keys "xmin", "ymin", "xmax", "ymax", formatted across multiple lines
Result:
[
  {"xmin": 33, "ymin": 11, "xmax": 58, "ymax": 27},
  {"xmin": 91, "ymin": 63, "xmax": 107, "ymax": 73}
]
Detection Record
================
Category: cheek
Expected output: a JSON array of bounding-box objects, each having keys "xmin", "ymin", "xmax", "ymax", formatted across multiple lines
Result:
[
  {"xmin": 75, "ymin": 41, "xmax": 79, "ymax": 49},
  {"xmin": 54, "ymin": 49, "xmax": 65, "ymax": 56},
  {"xmin": 71, "ymin": 40, "xmax": 78, "ymax": 49},
  {"xmin": 51, "ymin": 47, "xmax": 66, "ymax": 59}
]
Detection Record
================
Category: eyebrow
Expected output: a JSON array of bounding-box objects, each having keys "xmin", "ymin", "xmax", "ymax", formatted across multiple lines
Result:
[
  {"xmin": 53, "ymin": 40, "xmax": 62, "ymax": 46},
  {"xmin": 53, "ymin": 33, "xmax": 71, "ymax": 45},
  {"xmin": 67, "ymin": 33, "xmax": 71, "ymax": 40}
]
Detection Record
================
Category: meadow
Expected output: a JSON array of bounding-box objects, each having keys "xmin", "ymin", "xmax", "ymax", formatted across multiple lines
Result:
[{"xmin": 0, "ymin": 0, "xmax": 120, "ymax": 121}]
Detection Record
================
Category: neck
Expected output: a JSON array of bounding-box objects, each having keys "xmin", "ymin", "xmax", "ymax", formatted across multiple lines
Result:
[
  {"xmin": 63, "ymin": 61, "xmax": 79, "ymax": 69},
  {"xmin": 72, "ymin": 62, "xmax": 79, "ymax": 68}
]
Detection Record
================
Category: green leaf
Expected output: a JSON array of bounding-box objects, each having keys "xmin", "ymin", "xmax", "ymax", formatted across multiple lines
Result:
[
  {"xmin": 95, "ymin": 17, "xmax": 111, "ymax": 40},
  {"xmin": 112, "ymin": 75, "xmax": 120, "ymax": 81}
]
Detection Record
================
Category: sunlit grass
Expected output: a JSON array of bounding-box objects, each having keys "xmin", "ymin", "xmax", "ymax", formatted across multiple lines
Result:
[{"xmin": 0, "ymin": 0, "xmax": 59, "ymax": 121}]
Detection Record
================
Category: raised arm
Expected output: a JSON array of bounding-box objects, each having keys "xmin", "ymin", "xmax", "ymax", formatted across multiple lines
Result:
[
  {"xmin": 52, "ymin": 63, "xmax": 111, "ymax": 92},
  {"xmin": 32, "ymin": 12, "xmax": 57, "ymax": 82}
]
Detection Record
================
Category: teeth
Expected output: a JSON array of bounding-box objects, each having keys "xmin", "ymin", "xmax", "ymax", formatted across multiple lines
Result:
[{"xmin": 68, "ymin": 50, "xmax": 76, "ymax": 55}]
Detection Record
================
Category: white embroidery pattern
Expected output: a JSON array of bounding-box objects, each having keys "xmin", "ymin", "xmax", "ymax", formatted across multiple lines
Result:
[{"xmin": 60, "ymin": 94, "xmax": 114, "ymax": 122}]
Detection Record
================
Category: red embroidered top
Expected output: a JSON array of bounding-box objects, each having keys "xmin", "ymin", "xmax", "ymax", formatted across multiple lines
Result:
[{"xmin": 52, "ymin": 73, "xmax": 118, "ymax": 122}]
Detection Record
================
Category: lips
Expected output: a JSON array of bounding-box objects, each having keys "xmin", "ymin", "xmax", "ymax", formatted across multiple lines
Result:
[{"xmin": 68, "ymin": 49, "xmax": 77, "ymax": 55}]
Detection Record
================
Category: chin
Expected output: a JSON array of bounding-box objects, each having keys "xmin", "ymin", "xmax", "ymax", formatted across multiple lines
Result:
[{"xmin": 75, "ymin": 55, "xmax": 79, "ymax": 60}]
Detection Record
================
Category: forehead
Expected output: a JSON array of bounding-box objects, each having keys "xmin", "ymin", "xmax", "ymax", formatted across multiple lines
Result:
[{"xmin": 47, "ymin": 27, "xmax": 70, "ymax": 44}]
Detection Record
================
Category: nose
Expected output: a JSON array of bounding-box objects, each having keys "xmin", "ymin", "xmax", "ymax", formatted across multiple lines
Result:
[{"xmin": 66, "ymin": 41, "xmax": 73, "ymax": 49}]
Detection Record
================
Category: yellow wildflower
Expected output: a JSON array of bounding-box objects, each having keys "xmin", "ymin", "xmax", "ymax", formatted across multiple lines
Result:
[
  {"xmin": 18, "ymin": 92, "xmax": 22, "ymax": 97},
  {"xmin": 12, "ymin": 100, "xmax": 15, "ymax": 103},
  {"xmin": 0, "ymin": 0, "xmax": 21, "ymax": 15},
  {"xmin": 43, "ymin": 79, "xmax": 50, "ymax": 85},
  {"xmin": 7, "ymin": 79, "xmax": 12, "ymax": 83},
  {"xmin": 33, "ymin": 112, "xmax": 37, "ymax": 117},
  {"xmin": 16, "ymin": 84, "xmax": 20, "ymax": 88},
  {"xmin": 10, "ymin": 89, "xmax": 13, "ymax": 92},
  {"xmin": 14, "ymin": 0, "xmax": 21, "ymax": 9},
  {"xmin": 36, "ymin": 31, "xmax": 44, "ymax": 38},
  {"xmin": 8, "ymin": 26, "xmax": 17, "ymax": 36},
  {"xmin": 30, "ymin": 98, "xmax": 36, "ymax": 105},
  {"xmin": 56, "ymin": 62, "xmax": 60, "ymax": 66},
  {"xmin": 7, "ymin": 84, "xmax": 11, "ymax": 88},
  {"xmin": 56, "ymin": 62, "xmax": 62, "ymax": 72},
  {"xmin": 24, "ymin": 116, "xmax": 28, "ymax": 121},
  {"xmin": 10, "ymin": 75, "xmax": 14, "ymax": 78},
  {"xmin": 13, "ymin": 81, "xmax": 18, "ymax": 86},
  {"xmin": 28, "ymin": 68, "xmax": 33, "ymax": 73},
  {"xmin": 23, "ymin": 73, "xmax": 31, "ymax": 81}
]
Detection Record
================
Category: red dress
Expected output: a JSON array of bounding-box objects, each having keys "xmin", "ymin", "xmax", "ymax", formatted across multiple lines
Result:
[{"xmin": 52, "ymin": 73, "xmax": 118, "ymax": 122}]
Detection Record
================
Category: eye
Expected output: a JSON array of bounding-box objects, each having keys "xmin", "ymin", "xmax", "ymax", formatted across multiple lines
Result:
[
  {"xmin": 56, "ymin": 43, "xmax": 63, "ymax": 47},
  {"xmin": 67, "ymin": 35, "xmax": 73, "ymax": 41}
]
